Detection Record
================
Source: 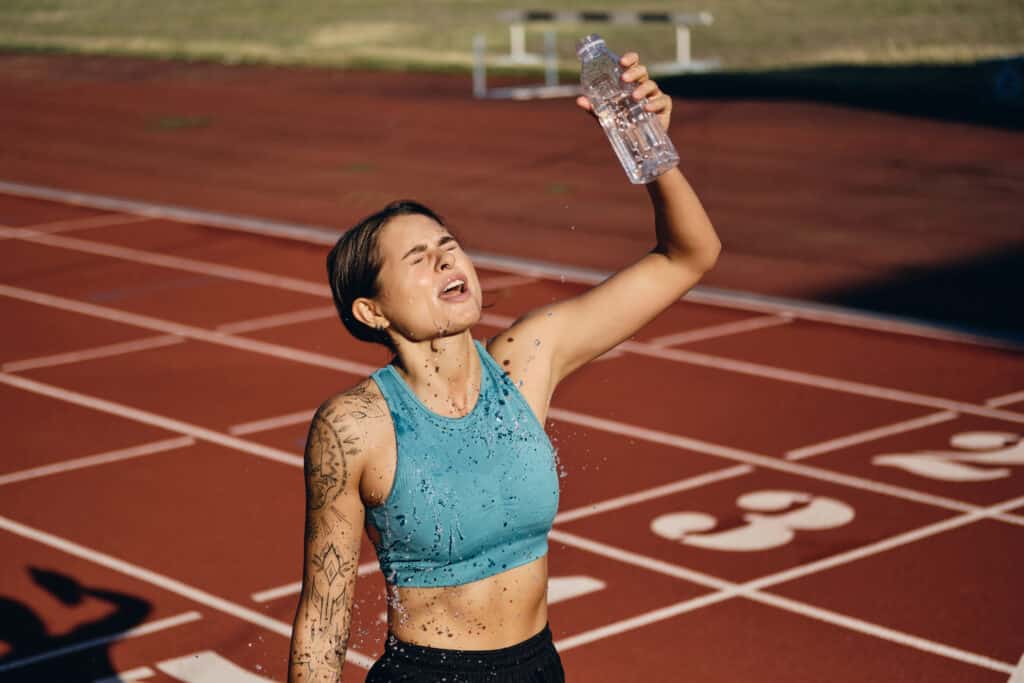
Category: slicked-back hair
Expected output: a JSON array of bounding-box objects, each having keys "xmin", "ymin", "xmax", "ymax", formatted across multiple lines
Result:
[{"xmin": 327, "ymin": 200, "xmax": 446, "ymax": 351}]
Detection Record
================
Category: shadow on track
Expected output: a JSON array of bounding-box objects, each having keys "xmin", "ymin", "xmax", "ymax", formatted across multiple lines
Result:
[
  {"xmin": 660, "ymin": 57, "xmax": 1024, "ymax": 130},
  {"xmin": 817, "ymin": 242, "xmax": 1024, "ymax": 345},
  {"xmin": 0, "ymin": 566, "xmax": 151, "ymax": 682}
]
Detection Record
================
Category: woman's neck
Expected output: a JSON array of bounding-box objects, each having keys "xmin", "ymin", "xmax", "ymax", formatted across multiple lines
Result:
[{"xmin": 392, "ymin": 330, "xmax": 481, "ymax": 416}]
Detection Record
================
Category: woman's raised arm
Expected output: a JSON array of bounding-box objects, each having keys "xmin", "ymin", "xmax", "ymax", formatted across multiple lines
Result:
[{"xmin": 492, "ymin": 51, "xmax": 721, "ymax": 388}]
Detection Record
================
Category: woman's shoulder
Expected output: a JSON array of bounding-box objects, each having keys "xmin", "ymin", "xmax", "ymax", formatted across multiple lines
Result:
[{"xmin": 317, "ymin": 377, "xmax": 388, "ymax": 423}]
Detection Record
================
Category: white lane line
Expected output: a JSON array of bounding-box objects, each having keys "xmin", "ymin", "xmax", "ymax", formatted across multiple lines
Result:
[
  {"xmin": 9, "ymin": 226, "xmax": 1021, "ymax": 425},
  {"xmin": 251, "ymin": 561, "xmax": 379, "ymax": 603},
  {"xmin": 647, "ymin": 314, "xmax": 794, "ymax": 347},
  {"xmin": 554, "ymin": 590, "xmax": 739, "ymax": 653},
  {"xmin": 0, "ymin": 611, "xmax": 202, "ymax": 673},
  {"xmin": 21, "ymin": 213, "xmax": 150, "ymax": 235},
  {"xmin": 6, "ymin": 284, "xmax": 1023, "ymax": 525},
  {"xmin": 549, "ymin": 529, "xmax": 733, "ymax": 591},
  {"xmin": 988, "ymin": 390, "xmax": 1024, "ymax": 408},
  {"xmin": 1008, "ymin": 652, "xmax": 1024, "ymax": 683},
  {"xmin": 551, "ymin": 500, "xmax": 1019, "ymax": 675},
  {"xmin": 230, "ymin": 408, "xmax": 316, "ymax": 436},
  {"xmin": 2, "ymin": 334, "xmax": 185, "ymax": 372},
  {"xmin": 0, "ymin": 436, "xmax": 195, "ymax": 487},
  {"xmin": 617, "ymin": 341, "xmax": 1024, "ymax": 426},
  {"xmin": 745, "ymin": 494, "xmax": 1024, "ymax": 594},
  {"xmin": 0, "ymin": 372, "xmax": 303, "ymax": 469},
  {"xmin": 1, "ymin": 179, "xmax": 1018, "ymax": 352},
  {"xmin": 0, "ymin": 516, "xmax": 375, "ymax": 670},
  {"xmin": 784, "ymin": 411, "xmax": 959, "ymax": 461},
  {"xmin": 216, "ymin": 305, "xmax": 337, "ymax": 334},
  {"xmin": 0, "ymin": 284, "xmax": 375, "ymax": 378},
  {"xmin": 747, "ymin": 591, "xmax": 1014, "ymax": 675},
  {"xmin": 548, "ymin": 406, "xmax": 1024, "ymax": 527},
  {"xmin": 94, "ymin": 666, "xmax": 156, "ymax": 683},
  {"xmin": 553, "ymin": 465, "xmax": 753, "ymax": 524},
  {"xmin": 10, "ymin": 228, "xmax": 330, "ymax": 297}
]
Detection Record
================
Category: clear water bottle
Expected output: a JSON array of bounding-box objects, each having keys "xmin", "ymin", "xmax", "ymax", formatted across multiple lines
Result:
[{"xmin": 577, "ymin": 34, "xmax": 679, "ymax": 184}]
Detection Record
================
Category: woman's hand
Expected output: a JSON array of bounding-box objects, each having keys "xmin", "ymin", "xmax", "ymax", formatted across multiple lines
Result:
[{"xmin": 576, "ymin": 51, "xmax": 673, "ymax": 132}]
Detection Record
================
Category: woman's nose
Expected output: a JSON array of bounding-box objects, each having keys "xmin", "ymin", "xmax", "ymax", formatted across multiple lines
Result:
[{"xmin": 437, "ymin": 250, "xmax": 455, "ymax": 270}]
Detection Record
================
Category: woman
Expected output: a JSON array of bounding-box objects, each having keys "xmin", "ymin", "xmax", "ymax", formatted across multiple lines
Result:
[{"xmin": 288, "ymin": 51, "xmax": 721, "ymax": 682}]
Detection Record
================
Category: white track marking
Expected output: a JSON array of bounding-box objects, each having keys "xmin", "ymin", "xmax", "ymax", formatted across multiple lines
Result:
[
  {"xmin": 0, "ymin": 516, "xmax": 374, "ymax": 670},
  {"xmin": 2, "ymin": 334, "xmax": 185, "ymax": 372},
  {"xmin": 94, "ymin": 666, "xmax": 156, "ymax": 683},
  {"xmin": 547, "ymin": 576, "xmax": 606, "ymax": 604},
  {"xmin": 547, "ymin": 406, "xmax": 1024, "ymax": 524},
  {"xmin": 554, "ymin": 591, "xmax": 739, "ymax": 652},
  {"xmin": 617, "ymin": 341, "xmax": 1024, "ymax": 425},
  {"xmin": 0, "ymin": 284, "xmax": 375, "ymax": 377},
  {"xmin": 0, "ymin": 179, "xmax": 1017, "ymax": 350},
  {"xmin": 0, "ymin": 436, "xmax": 195, "ymax": 487},
  {"xmin": 157, "ymin": 650, "xmax": 276, "ymax": 682},
  {"xmin": 744, "ymin": 494, "xmax": 1024, "ymax": 593},
  {"xmin": 785, "ymin": 411, "xmax": 959, "ymax": 461},
  {"xmin": 747, "ymin": 591, "xmax": 1014, "ymax": 675},
  {"xmin": 988, "ymin": 390, "xmax": 1024, "ymax": 408},
  {"xmin": 552, "ymin": 497, "xmax": 1020, "ymax": 675},
  {"xmin": 554, "ymin": 465, "xmax": 753, "ymax": 524},
  {"xmin": 11, "ymin": 228, "xmax": 330, "ymax": 297},
  {"xmin": 216, "ymin": 306, "xmax": 337, "ymax": 334},
  {"xmin": 646, "ymin": 314, "xmax": 794, "ymax": 347},
  {"xmin": 251, "ymin": 561, "xmax": 379, "ymax": 603},
  {"xmin": 652, "ymin": 491, "xmax": 856, "ymax": 552},
  {"xmin": 22, "ymin": 213, "xmax": 150, "ymax": 234},
  {"xmin": 0, "ymin": 372, "xmax": 303, "ymax": 468},
  {"xmin": 549, "ymin": 529, "xmax": 734, "ymax": 591},
  {"xmin": 230, "ymin": 408, "xmax": 316, "ymax": 436},
  {"xmin": 0, "ymin": 611, "xmax": 201, "ymax": 673},
  {"xmin": 8, "ymin": 229, "xmax": 1021, "ymax": 424},
  {"xmin": 1008, "ymin": 652, "xmax": 1024, "ymax": 683}
]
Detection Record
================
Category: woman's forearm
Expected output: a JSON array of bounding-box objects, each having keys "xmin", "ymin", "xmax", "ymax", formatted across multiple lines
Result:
[{"xmin": 646, "ymin": 166, "xmax": 722, "ymax": 271}]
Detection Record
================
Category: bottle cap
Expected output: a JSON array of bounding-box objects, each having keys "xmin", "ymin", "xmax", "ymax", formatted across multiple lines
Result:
[{"xmin": 575, "ymin": 33, "xmax": 605, "ymax": 58}]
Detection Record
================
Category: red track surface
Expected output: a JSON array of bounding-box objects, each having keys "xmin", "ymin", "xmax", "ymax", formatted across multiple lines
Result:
[{"xmin": 1, "ymin": 191, "xmax": 1023, "ymax": 682}]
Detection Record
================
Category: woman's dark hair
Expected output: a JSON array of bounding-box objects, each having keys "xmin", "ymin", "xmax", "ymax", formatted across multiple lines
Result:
[{"xmin": 327, "ymin": 200, "xmax": 446, "ymax": 350}]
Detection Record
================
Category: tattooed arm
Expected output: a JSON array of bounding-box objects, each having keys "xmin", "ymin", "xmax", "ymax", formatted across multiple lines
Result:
[{"xmin": 288, "ymin": 396, "xmax": 370, "ymax": 682}]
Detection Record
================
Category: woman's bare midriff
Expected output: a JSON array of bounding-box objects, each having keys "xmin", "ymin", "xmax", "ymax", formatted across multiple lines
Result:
[{"xmin": 384, "ymin": 554, "xmax": 549, "ymax": 650}]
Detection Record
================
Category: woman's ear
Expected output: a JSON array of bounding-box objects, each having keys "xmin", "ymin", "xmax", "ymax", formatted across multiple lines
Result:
[{"xmin": 352, "ymin": 297, "xmax": 389, "ymax": 330}]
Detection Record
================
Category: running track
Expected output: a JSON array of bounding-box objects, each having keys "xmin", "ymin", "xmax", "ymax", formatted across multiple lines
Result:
[{"xmin": 1, "ymin": 187, "xmax": 1022, "ymax": 682}]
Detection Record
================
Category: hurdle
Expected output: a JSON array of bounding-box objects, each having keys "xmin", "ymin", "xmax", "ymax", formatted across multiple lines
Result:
[{"xmin": 473, "ymin": 9, "xmax": 719, "ymax": 100}]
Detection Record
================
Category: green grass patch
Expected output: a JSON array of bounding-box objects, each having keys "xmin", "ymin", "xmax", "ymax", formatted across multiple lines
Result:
[{"xmin": 0, "ymin": 1, "xmax": 1020, "ymax": 74}]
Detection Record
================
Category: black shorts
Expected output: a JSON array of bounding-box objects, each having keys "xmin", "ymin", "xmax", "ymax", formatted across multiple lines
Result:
[{"xmin": 365, "ymin": 623, "xmax": 565, "ymax": 682}]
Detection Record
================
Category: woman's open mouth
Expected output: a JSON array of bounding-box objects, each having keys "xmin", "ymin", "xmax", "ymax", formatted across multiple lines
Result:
[{"xmin": 438, "ymin": 277, "xmax": 470, "ymax": 302}]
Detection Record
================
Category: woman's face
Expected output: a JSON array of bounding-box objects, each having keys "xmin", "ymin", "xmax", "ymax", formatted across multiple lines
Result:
[{"xmin": 372, "ymin": 213, "xmax": 482, "ymax": 342}]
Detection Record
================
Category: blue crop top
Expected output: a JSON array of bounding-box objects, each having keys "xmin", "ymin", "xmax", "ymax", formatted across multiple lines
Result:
[{"xmin": 365, "ymin": 339, "xmax": 560, "ymax": 587}]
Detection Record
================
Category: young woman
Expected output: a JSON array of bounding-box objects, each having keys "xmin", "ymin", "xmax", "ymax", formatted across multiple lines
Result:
[{"xmin": 288, "ymin": 51, "xmax": 721, "ymax": 682}]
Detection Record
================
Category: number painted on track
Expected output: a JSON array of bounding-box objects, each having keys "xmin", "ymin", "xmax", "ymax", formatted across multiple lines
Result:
[
  {"xmin": 872, "ymin": 430, "xmax": 1024, "ymax": 482},
  {"xmin": 650, "ymin": 490, "xmax": 855, "ymax": 552}
]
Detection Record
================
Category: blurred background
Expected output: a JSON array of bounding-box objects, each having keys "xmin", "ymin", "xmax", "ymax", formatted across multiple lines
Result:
[{"xmin": 2, "ymin": 1, "xmax": 1022, "ymax": 344}]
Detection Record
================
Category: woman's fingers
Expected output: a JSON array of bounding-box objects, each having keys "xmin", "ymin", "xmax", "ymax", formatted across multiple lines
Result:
[
  {"xmin": 619, "ymin": 52, "xmax": 640, "ymax": 68},
  {"xmin": 576, "ymin": 95, "xmax": 593, "ymax": 112},
  {"xmin": 630, "ymin": 79, "xmax": 660, "ymax": 101},
  {"xmin": 621, "ymin": 63, "xmax": 649, "ymax": 84}
]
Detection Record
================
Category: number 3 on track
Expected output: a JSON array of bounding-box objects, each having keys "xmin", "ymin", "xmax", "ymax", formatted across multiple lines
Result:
[{"xmin": 650, "ymin": 490, "xmax": 855, "ymax": 552}]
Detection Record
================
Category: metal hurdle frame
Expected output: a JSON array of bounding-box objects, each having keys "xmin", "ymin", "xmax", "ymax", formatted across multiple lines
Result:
[{"xmin": 473, "ymin": 9, "xmax": 720, "ymax": 100}]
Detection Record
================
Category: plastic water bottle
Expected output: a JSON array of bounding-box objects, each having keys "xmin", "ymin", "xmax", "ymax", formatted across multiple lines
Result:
[{"xmin": 577, "ymin": 34, "xmax": 679, "ymax": 184}]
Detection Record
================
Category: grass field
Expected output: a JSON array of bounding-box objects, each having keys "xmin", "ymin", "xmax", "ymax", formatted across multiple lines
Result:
[{"xmin": 1, "ymin": 1, "xmax": 1022, "ymax": 74}]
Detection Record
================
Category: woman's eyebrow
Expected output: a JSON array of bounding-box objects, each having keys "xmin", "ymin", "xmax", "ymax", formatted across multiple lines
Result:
[{"xmin": 401, "ymin": 234, "xmax": 455, "ymax": 260}]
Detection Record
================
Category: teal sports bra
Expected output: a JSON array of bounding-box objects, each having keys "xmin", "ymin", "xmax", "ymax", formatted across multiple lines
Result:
[{"xmin": 365, "ymin": 338, "xmax": 559, "ymax": 587}]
